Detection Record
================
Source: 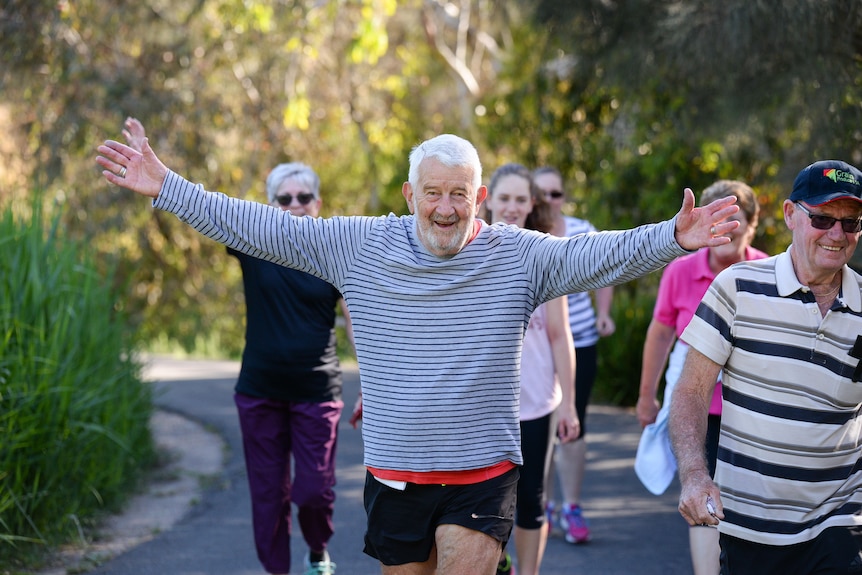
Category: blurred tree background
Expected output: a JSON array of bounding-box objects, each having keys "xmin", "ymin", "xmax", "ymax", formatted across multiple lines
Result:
[{"xmin": 2, "ymin": 0, "xmax": 861, "ymax": 404}]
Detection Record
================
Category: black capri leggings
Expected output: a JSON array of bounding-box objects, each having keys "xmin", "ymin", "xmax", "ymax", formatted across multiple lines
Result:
[
  {"xmin": 516, "ymin": 412, "xmax": 557, "ymax": 530},
  {"xmin": 574, "ymin": 345, "xmax": 598, "ymax": 439}
]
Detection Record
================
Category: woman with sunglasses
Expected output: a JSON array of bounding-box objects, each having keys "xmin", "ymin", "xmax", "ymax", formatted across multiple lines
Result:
[
  {"xmin": 231, "ymin": 161, "xmax": 351, "ymax": 575},
  {"xmin": 636, "ymin": 180, "xmax": 766, "ymax": 575},
  {"xmin": 123, "ymin": 118, "xmax": 352, "ymax": 575},
  {"xmin": 532, "ymin": 166, "xmax": 615, "ymax": 545},
  {"xmin": 485, "ymin": 163, "xmax": 579, "ymax": 575}
]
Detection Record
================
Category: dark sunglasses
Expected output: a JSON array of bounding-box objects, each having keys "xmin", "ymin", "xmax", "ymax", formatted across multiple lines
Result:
[
  {"xmin": 276, "ymin": 193, "xmax": 316, "ymax": 206},
  {"xmin": 795, "ymin": 202, "xmax": 862, "ymax": 233},
  {"xmin": 545, "ymin": 190, "xmax": 564, "ymax": 199}
]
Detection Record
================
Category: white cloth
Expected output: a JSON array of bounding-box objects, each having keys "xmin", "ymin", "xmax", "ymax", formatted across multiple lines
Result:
[{"xmin": 635, "ymin": 340, "xmax": 689, "ymax": 495}]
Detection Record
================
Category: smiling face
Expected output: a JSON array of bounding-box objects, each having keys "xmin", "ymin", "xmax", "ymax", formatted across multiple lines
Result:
[
  {"xmin": 487, "ymin": 173, "xmax": 534, "ymax": 228},
  {"xmin": 786, "ymin": 198, "xmax": 862, "ymax": 282},
  {"xmin": 402, "ymin": 157, "xmax": 487, "ymax": 257}
]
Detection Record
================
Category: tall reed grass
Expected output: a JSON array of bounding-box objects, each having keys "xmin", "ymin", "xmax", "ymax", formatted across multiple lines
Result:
[{"xmin": 0, "ymin": 197, "xmax": 154, "ymax": 567}]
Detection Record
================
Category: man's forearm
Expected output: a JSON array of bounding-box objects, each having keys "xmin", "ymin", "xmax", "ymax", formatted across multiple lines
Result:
[{"xmin": 669, "ymin": 385, "xmax": 711, "ymax": 483}]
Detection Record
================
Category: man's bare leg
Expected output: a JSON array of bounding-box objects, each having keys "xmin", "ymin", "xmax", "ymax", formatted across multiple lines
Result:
[
  {"xmin": 437, "ymin": 523, "xmax": 501, "ymax": 575},
  {"xmin": 379, "ymin": 525, "xmax": 500, "ymax": 575}
]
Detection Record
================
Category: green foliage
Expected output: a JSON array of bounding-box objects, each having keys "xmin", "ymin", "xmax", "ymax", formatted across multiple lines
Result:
[
  {"xmin": 0, "ymin": 0, "xmax": 859, "ymax": 378},
  {"xmin": 0, "ymin": 0, "xmax": 438, "ymax": 359},
  {"xmin": 532, "ymin": 0, "xmax": 862, "ymax": 161},
  {"xmin": 475, "ymin": 2, "xmax": 841, "ymax": 404},
  {"xmin": 595, "ymin": 286, "xmax": 657, "ymax": 406},
  {"xmin": 0, "ymin": 196, "xmax": 154, "ymax": 568}
]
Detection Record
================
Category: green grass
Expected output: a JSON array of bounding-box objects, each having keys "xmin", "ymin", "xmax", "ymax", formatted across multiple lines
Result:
[{"xmin": 0, "ymin": 197, "xmax": 154, "ymax": 570}]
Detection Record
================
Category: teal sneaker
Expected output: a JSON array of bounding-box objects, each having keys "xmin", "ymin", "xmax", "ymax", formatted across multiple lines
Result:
[{"xmin": 303, "ymin": 550, "xmax": 336, "ymax": 575}]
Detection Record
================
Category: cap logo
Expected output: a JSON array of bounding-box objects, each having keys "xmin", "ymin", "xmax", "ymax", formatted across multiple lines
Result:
[{"xmin": 823, "ymin": 168, "xmax": 860, "ymax": 186}]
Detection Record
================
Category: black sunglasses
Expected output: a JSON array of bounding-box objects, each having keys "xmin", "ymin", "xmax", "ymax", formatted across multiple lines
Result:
[
  {"xmin": 795, "ymin": 202, "xmax": 862, "ymax": 233},
  {"xmin": 545, "ymin": 190, "xmax": 564, "ymax": 199},
  {"xmin": 276, "ymin": 193, "xmax": 316, "ymax": 206}
]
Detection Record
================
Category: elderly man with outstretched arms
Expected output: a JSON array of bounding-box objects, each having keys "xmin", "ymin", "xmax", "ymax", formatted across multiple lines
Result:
[{"xmin": 97, "ymin": 131, "xmax": 737, "ymax": 575}]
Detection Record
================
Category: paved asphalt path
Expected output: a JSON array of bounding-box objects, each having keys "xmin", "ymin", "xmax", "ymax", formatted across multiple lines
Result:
[{"xmin": 89, "ymin": 356, "xmax": 692, "ymax": 575}]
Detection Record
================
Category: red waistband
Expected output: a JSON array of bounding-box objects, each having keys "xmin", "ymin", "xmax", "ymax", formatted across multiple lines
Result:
[{"xmin": 367, "ymin": 460, "xmax": 516, "ymax": 485}]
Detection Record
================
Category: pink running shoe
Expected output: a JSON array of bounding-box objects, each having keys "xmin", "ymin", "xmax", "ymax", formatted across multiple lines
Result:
[{"xmin": 561, "ymin": 503, "xmax": 591, "ymax": 544}]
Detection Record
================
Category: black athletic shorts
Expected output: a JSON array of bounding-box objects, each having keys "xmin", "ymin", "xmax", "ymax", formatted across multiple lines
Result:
[
  {"xmin": 362, "ymin": 466, "xmax": 519, "ymax": 566},
  {"xmin": 720, "ymin": 526, "xmax": 862, "ymax": 575}
]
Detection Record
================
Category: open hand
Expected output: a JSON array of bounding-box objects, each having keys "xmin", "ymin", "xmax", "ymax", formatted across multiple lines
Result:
[
  {"xmin": 96, "ymin": 137, "xmax": 167, "ymax": 198},
  {"xmin": 674, "ymin": 188, "xmax": 740, "ymax": 251}
]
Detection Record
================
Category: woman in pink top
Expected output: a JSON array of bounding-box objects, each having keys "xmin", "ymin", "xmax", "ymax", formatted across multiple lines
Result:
[{"xmin": 636, "ymin": 180, "xmax": 767, "ymax": 575}]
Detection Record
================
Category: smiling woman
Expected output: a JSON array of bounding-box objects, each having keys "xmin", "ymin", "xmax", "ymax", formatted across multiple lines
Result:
[
  {"xmin": 487, "ymin": 167, "xmax": 533, "ymax": 228},
  {"xmin": 485, "ymin": 163, "xmax": 553, "ymax": 233}
]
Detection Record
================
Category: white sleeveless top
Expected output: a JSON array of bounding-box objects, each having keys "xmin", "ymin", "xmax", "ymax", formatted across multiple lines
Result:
[{"xmin": 519, "ymin": 302, "xmax": 562, "ymax": 421}]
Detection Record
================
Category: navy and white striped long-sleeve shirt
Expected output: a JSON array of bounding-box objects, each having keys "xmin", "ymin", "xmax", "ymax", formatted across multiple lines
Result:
[{"xmin": 155, "ymin": 171, "xmax": 687, "ymax": 473}]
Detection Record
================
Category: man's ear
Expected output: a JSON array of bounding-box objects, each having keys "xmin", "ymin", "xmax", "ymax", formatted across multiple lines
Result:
[
  {"xmin": 475, "ymin": 185, "xmax": 488, "ymax": 208},
  {"xmin": 783, "ymin": 200, "xmax": 796, "ymax": 230},
  {"xmin": 402, "ymin": 182, "xmax": 415, "ymax": 214}
]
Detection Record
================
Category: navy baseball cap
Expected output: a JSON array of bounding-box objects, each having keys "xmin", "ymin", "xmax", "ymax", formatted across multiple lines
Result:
[{"xmin": 790, "ymin": 160, "xmax": 862, "ymax": 206}]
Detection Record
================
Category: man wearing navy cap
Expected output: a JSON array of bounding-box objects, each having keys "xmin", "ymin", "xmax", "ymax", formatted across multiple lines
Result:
[{"xmin": 670, "ymin": 160, "xmax": 862, "ymax": 574}]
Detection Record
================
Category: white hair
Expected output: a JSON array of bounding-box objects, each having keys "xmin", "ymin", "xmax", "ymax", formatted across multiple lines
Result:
[
  {"xmin": 407, "ymin": 134, "xmax": 482, "ymax": 190},
  {"xmin": 265, "ymin": 162, "xmax": 320, "ymax": 203}
]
